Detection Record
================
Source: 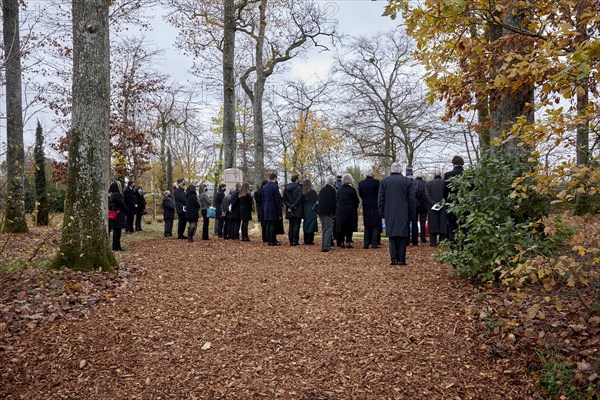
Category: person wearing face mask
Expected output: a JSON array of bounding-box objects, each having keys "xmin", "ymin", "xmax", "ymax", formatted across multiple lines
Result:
[
  {"xmin": 198, "ymin": 183, "xmax": 212, "ymax": 240},
  {"xmin": 134, "ymin": 185, "xmax": 147, "ymax": 231},
  {"xmin": 174, "ymin": 178, "xmax": 188, "ymax": 239},
  {"xmin": 162, "ymin": 190, "xmax": 175, "ymax": 237}
]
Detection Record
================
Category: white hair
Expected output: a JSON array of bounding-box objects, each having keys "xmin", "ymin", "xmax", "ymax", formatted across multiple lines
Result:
[
  {"xmin": 342, "ymin": 173, "xmax": 353, "ymax": 185},
  {"xmin": 364, "ymin": 168, "xmax": 373, "ymax": 177},
  {"xmin": 391, "ymin": 162, "xmax": 403, "ymax": 174},
  {"xmin": 325, "ymin": 175, "xmax": 336, "ymax": 186}
]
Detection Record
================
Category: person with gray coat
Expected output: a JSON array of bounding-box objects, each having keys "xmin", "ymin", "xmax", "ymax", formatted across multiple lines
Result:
[
  {"xmin": 425, "ymin": 170, "xmax": 448, "ymax": 246},
  {"xmin": 198, "ymin": 183, "xmax": 212, "ymax": 240},
  {"xmin": 378, "ymin": 163, "xmax": 415, "ymax": 265}
]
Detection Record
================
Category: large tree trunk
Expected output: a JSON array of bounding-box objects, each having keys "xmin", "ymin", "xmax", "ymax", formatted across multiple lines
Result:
[
  {"xmin": 222, "ymin": 0, "xmax": 236, "ymax": 169},
  {"xmin": 52, "ymin": 0, "xmax": 116, "ymax": 271},
  {"xmin": 252, "ymin": 0, "xmax": 267, "ymax": 187},
  {"xmin": 2, "ymin": 0, "xmax": 28, "ymax": 233}
]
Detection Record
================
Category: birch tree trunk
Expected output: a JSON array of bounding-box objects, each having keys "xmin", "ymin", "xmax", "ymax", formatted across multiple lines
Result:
[
  {"xmin": 222, "ymin": 0, "xmax": 236, "ymax": 169},
  {"xmin": 2, "ymin": 0, "xmax": 29, "ymax": 233},
  {"xmin": 52, "ymin": 0, "xmax": 116, "ymax": 271}
]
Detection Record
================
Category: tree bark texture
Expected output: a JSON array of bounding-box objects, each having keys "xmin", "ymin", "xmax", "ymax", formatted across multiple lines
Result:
[
  {"xmin": 222, "ymin": 0, "xmax": 236, "ymax": 169},
  {"xmin": 34, "ymin": 121, "xmax": 50, "ymax": 226},
  {"xmin": 2, "ymin": 0, "xmax": 29, "ymax": 233},
  {"xmin": 52, "ymin": 0, "xmax": 116, "ymax": 271},
  {"xmin": 252, "ymin": 0, "xmax": 267, "ymax": 187}
]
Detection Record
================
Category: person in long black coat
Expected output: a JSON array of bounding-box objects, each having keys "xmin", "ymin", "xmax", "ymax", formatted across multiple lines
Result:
[
  {"xmin": 162, "ymin": 190, "xmax": 175, "ymax": 237},
  {"xmin": 185, "ymin": 184, "xmax": 200, "ymax": 242},
  {"xmin": 213, "ymin": 183, "xmax": 226, "ymax": 237},
  {"xmin": 228, "ymin": 183, "xmax": 241, "ymax": 240},
  {"xmin": 262, "ymin": 173, "xmax": 283, "ymax": 246},
  {"xmin": 425, "ymin": 170, "xmax": 447, "ymax": 247},
  {"xmin": 134, "ymin": 186, "xmax": 147, "ymax": 231},
  {"xmin": 254, "ymin": 180, "xmax": 268, "ymax": 242},
  {"xmin": 411, "ymin": 176, "xmax": 428, "ymax": 245},
  {"xmin": 317, "ymin": 175, "xmax": 337, "ymax": 252},
  {"xmin": 109, "ymin": 181, "xmax": 128, "ymax": 251},
  {"xmin": 444, "ymin": 155, "xmax": 465, "ymax": 245},
  {"xmin": 174, "ymin": 178, "xmax": 188, "ymax": 239},
  {"xmin": 301, "ymin": 179, "xmax": 318, "ymax": 245},
  {"xmin": 378, "ymin": 163, "xmax": 415, "ymax": 265},
  {"xmin": 238, "ymin": 182, "xmax": 254, "ymax": 241},
  {"xmin": 221, "ymin": 189, "xmax": 233, "ymax": 240},
  {"xmin": 123, "ymin": 181, "xmax": 137, "ymax": 233},
  {"xmin": 283, "ymin": 174, "xmax": 303, "ymax": 246},
  {"xmin": 335, "ymin": 174, "xmax": 360, "ymax": 248},
  {"xmin": 358, "ymin": 170, "xmax": 382, "ymax": 249}
]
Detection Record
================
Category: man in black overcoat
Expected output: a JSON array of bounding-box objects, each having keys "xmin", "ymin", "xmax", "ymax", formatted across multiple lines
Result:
[
  {"xmin": 358, "ymin": 169, "xmax": 382, "ymax": 249},
  {"xmin": 124, "ymin": 181, "xmax": 137, "ymax": 234},
  {"xmin": 317, "ymin": 175, "xmax": 337, "ymax": 252},
  {"xmin": 378, "ymin": 163, "xmax": 415, "ymax": 265},
  {"xmin": 444, "ymin": 155, "xmax": 465, "ymax": 245},
  {"xmin": 213, "ymin": 183, "xmax": 226, "ymax": 237},
  {"xmin": 283, "ymin": 174, "xmax": 303, "ymax": 246},
  {"xmin": 411, "ymin": 176, "xmax": 428, "ymax": 245},
  {"xmin": 173, "ymin": 178, "xmax": 188, "ymax": 239}
]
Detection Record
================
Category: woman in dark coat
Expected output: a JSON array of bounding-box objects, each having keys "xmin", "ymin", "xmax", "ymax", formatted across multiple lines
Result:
[
  {"xmin": 301, "ymin": 179, "xmax": 318, "ymax": 245},
  {"xmin": 185, "ymin": 184, "xmax": 201, "ymax": 242},
  {"xmin": 228, "ymin": 183, "xmax": 241, "ymax": 240},
  {"xmin": 134, "ymin": 186, "xmax": 147, "ymax": 231},
  {"xmin": 198, "ymin": 183, "xmax": 212, "ymax": 240},
  {"xmin": 335, "ymin": 173, "xmax": 360, "ymax": 248},
  {"xmin": 238, "ymin": 182, "xmax": 254, "ymax": 241},
  {"xmin": 262, "ymin": 173, "xmax": 283, "ymax": 246},
  {"xmin": 425, "ymin": 170, "xmax": 447, "ymax": 246},
  {"xmin": 254, "ymin": 180, "xmax": 268, "ymax": 242},
  {"xmin": 108, "ymin": 181, "xmax": 128, "ymax": 251},
  {"xmin": 162, "ymin": 190, "xmax": 175, "ymax": 237}
]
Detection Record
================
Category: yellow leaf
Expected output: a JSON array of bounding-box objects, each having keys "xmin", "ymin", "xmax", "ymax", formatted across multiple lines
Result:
[
  {"xmin": 554, "ymin": 298, "xmax": 563, "ymax": 311},
  {"xmin": 567, "ymin": 274, "xmax": 575, "ymax": 287},
  {"xmin": 69, "ymin": 215, "xmax": 75, "ymax": 221}
]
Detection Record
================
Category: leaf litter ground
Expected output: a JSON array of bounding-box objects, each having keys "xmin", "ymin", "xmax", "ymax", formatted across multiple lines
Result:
[{"xmin": 1, "ymin": 228, "xmax": 554, "ymax": 399}]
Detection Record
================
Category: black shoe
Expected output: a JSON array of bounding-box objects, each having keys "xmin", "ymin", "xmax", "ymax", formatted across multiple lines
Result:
[
  {"xmin": 345, "ymin": 243, "xmax": 354, "ymax": 249},
  {"xmin": 398, "ymin": 262, "xmax": 407, "ymax": 266},
  {"xmin": 268, "ymin": 242, "xmax": 282, "ymax": 246},
  {"xmin": 390, "ymin": 261, "xmax": 398, "ymax": 265},
  {"xmin": 322, "ymin": 248, "xmax": 332, "ymax": 252},
  {"xmin": 178, "ymin": 235, "xmax": 188, "ymax": 240},
  {"xmin": 372, "ymin": 244, "xmax": 381, "ymax": 249}
]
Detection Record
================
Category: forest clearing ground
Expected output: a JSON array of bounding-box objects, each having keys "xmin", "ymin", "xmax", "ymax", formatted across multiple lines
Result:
[{"xmin": 1, "ymin": 228, "xmax": 533, "ymax": 399}]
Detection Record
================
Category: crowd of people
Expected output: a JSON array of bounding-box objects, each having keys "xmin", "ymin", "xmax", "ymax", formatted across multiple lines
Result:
[{"xmin": 108, "ymin": 156, "xmax": 465, "ymax": 265}]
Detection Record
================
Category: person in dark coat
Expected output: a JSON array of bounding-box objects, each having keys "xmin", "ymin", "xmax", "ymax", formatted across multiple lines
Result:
[
  {"xmin": 317, "ymin": 175, "xmax": 337, "ymax": 252},
  {"xmin": 162, "ymin": 190, "xmax": 175, "ymax": 237},
  {"xmin": 358, "ymin": 169, "xmax": 382, "ymax": 249},
  {"xmin": 123, "ymin": 180, "xmax": 137, "ymax": 233},
  {"xmin": 238, "ymin": 182, "xmax": 254, "ymax": 241},
  {"xmin": 213, "ymin": 183, "xmax": 226, "ymax": 237},
  {"xmin": 425, "ymin": 170, "xmax": 447, "ymax": 246},
  {"xmin": 174, "ymin": 178, "xmax": 188, "ymax": 239},
  {"xmin": 134, "ymin": 186, "xmax": 147, "ymax": 231},
  {"xmin": 335, "ymin": 173, "xmax": 360, "ymax": 248},
  {"xmin": 198, "ymin": 183, "xmax": 212, "ymax": 240},
  {"xmin": 262, "ymin": 172, "xmax": 283, "ymax": 246},
  {"xmin": 301, "ymin": 179, "xmax": 318, "ymax": 245},
  {"xmin": 378, "ymin": 162, "xmax": 415, "ymax": 265},
  {"xmin": 254, "ymin": 180, "xmax": 268, "ymax": 242},
  {"xmin": 283, "ymin": 174, "xmax": 303, "ymax": 246},
  {"xmin": 444, "ymin": 155, "xmax": 465, "ymax": 245},
  {"xmin": 228, "ymin": 183, "xmax": 241, "ymax": 240},
  {"xmin": 109, "ymin": 181, "xmax": 128, "ymax": 251},
  {"xmin": 411, "ymin": 176, "xmax": 428, "ymax": 245},
  {"xmin": 221, "ymin": 189, "xmax": 233, "ymax": 240},
  {"xmin": 185, "ymin": 184, "xmax": 200, "ymax": 242}
]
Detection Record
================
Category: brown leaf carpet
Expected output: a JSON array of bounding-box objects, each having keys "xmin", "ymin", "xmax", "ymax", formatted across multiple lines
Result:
[{"xmin": 1, "ymin": 236, "xmax": 531, "ymax": 399}]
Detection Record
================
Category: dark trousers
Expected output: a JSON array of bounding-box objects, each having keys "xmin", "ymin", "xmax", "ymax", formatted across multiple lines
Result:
[
  {"xmin": 177, "ymin": 212, "xmax": 187, "ymax": 238},
  {"xmin": 303, "ymin": 232, "xmax": 314, "ymax": 245},
  {"xmin": 429, "ymin": 232, "xmax": 448, "ymax": 247},
  {"xmin": 411, "ymin": 211, "xmax": 427, "ymax": 244},
  {"xmin": 112, "ymin": 228, "xmax": 122, "ymax": 250},
  {"xmin": 266, "ymin": 220, "xmax": 278, "ymax": 244},
  {"xmin": 388, "ymin": 236, "xmax": 408, "ymax": 264},
  {"xmin": 363, "ymin": 225, "xmax": 381, "ymax": 248},
  {"xmin": 201, "ymin": 210, "xmax": 210, "ymax": 240},
  {"xmin": 164, "ymin": 218, "xmax": 174, "ymax": 237},
  {"xmin": 135, "ymin": 210, "xmax": 144, "ymax": 231},
  {"xmin": 336, "ymin": 229, "xmax": 352, "ymax": 246},
  {"xmin": 228, "ymin": 219, "xmax": 240, "ymax": 239},
  {"xmin": 447, "ymin": 213, "xmax": 458, "ymax": 245},
  {"xmin": 260, "ymin": 221, "xmax": 268, "ymax": 242},
  {"xmin": 319, "ymin": 215, "xmax": 333, "ymax": 250},
  {"xmin": 288, "ymin": 217, "xmax": 301, "ymax": 245},
  {"xmin": 126, "ymin": 212, "xmax": 135, "ymax": 233},
  {"xmin": 216, "ymin": 216, "xmax": 225, "ymax": 237},
  {"xmin": 241, "ymin": 219, "xmax": 250, "ymax": 239}
]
